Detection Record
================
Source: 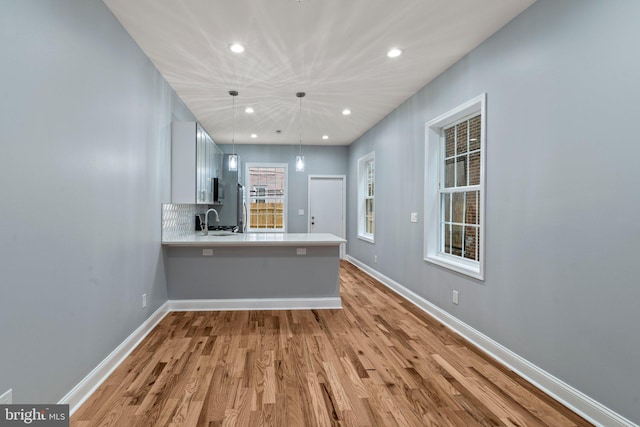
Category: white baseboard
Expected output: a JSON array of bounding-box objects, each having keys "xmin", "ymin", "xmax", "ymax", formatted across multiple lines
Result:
[
  {"xmin": 59, "ymin": 302, "xmax": 170, "ymax": 415},
  {"xmin": 345, "ymin": 255, "xmax": 637, "ymax": 427},
  {"xmin": 168, "ymin": 297, "xmax": 342, "ymax": 311}
]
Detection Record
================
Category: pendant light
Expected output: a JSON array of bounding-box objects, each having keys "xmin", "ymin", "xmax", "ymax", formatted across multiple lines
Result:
[
  {"xmin": 228, "ymin": 90, "xmax": 238, "ymax": 171},
  {"xmin": 295, "ymin": 92, "xmax": 305, "ymax": 172}
]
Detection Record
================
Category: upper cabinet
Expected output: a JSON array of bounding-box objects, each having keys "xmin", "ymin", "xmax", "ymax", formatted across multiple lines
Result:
[{"xmin": 171, "ymin": 122, "xmax": 223, "ymax": 204}]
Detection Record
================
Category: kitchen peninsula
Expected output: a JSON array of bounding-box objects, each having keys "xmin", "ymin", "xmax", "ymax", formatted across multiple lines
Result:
[{"xmin": 162, "ymin": 231, "xmax": 346, "ymax": 310}]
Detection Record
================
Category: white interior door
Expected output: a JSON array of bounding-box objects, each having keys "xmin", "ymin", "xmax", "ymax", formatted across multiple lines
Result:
[{"xmin": 308, "ymin": 176, "xmax": 346, "ymax": 257}]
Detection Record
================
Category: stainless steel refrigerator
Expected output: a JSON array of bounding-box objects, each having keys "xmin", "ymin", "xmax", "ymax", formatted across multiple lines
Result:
[{"xmin": 218, "ymin": 154, "xmax": 246, "ymax": 232}]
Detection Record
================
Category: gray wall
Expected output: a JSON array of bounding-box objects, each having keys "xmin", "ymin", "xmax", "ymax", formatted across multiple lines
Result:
[
  {"xmin": 347, "ymin": 0, "xmax": 640, "ymax": 423},
  {"xmin": 219, "ymin": 144, "xmax": 349, "ymax": 233},
  {"xmin": 166, "ymin": 246, "xmax": 340, "ymax": 300},
  {"xmin": 0, "ymin": 1, "xmax": 195, "ymax": 403}
]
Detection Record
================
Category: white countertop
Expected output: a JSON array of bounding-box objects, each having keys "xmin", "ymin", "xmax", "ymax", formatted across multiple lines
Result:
[{"xmin": 162, "ymin": 232, "xmax": 346, "ymax": 247}]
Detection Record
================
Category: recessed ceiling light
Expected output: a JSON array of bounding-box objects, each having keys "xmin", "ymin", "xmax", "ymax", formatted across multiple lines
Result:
[
  {"xmin": 342, "ymin": 109, "xmax": 351, "ymax": 116},
  {"xmin": 245, "ymin": 107, "xmax": 254, "ymax": 114},
  {"xmin": 229, "ymin": 43, "xmax": 245, "ymax": 53},
  {"xmin": 322, "ymin": 135, "xmax": 329, "ymax": 140},
  {"xmin": 387, "ymin": 48, "xmax": 402, "ymax": 58},
  {"xmin": 251, "ymin": 133, "xmax": 257, "ymax": 138}
]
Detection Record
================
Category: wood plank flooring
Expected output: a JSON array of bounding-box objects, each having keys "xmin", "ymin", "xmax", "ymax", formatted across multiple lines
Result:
[{"xmin": 71, "ymin": 261, "xmax": 592, "ymax": 426}]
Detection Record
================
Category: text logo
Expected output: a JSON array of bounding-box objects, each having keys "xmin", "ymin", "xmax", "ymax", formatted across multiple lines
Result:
[{"xmin": 0, "ymin": 405, "xmax": 68, "ymax": 426}]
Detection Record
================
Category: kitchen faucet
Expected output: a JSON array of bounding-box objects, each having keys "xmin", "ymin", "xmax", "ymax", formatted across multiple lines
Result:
[{"xmin": 202, "ymin": 208, "xmax": 220, "ymax": 236}]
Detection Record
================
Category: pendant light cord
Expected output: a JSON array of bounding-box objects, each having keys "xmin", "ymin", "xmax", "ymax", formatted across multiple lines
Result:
[
  {"xmin": 232, "ymin": 94, "xmax": 236, "ymax": 155},
  {"xmin": 296, "ymin": 91, "xmax": 305, "ymax": 154},
  {"xmin": 298, "ymin": 95, "xmax": 302, "ymax": 155},
  {"xmin": 228, "ymin": 90, "xmax": 238, "ymax": 154}
]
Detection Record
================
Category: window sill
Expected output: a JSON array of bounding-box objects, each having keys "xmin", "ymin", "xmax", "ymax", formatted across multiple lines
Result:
[
  {"xmin": 357, "ymin": 234, "xmax": 375, "ymax": 244},
  {"xmin": 424, "ymin": 254, "xmax": 483, "ymax": 281}
]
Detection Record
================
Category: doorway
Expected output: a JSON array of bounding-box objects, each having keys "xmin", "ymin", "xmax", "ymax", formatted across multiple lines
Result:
[{"xmin": 308, "ymin": 175, "xmax": 346, "ymax": 258}]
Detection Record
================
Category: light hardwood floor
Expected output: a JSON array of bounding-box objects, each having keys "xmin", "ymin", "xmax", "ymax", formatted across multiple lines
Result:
[{"xmin": 72, "ymin": 261, "xmax": 591, "ymax": 426}]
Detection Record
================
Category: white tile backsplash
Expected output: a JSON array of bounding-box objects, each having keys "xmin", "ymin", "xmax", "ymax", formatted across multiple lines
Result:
[{"xmin": 162, "ymin": 204, "xmax": 204, "ymax": 240}]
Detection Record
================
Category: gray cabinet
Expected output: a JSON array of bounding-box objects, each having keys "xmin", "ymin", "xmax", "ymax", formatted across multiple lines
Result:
[{"xmin": 171, "ymin": 122, "xmax": 223, "ymax": 204}]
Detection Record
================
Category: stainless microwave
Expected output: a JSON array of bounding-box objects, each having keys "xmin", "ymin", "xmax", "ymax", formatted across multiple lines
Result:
[{"xmin": 212, "ymin": 177, "xmax": 224, "ymax": 203}]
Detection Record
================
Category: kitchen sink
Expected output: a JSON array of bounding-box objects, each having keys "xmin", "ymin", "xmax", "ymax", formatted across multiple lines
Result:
[{"xmin": 204, "ymin": 231, "xmax": 236, "ymax": 237}]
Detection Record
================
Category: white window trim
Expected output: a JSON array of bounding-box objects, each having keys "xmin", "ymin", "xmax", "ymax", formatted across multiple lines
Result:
[
  {"xmin": 424, "ymin": 94, "xmax": 486, "ymax": 280},
  {"xmin": 245, "ymin": 162, "xmax": 288, "ymax": 233},
  {"xmin": 357, "ymin": 152, "xmax": 375, "ymax": 243}
]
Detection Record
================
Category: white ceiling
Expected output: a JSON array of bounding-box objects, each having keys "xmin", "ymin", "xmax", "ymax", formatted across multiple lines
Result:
[{"xmin": 103, "ymin": 0, "xmax": 535, "ymax": 146}]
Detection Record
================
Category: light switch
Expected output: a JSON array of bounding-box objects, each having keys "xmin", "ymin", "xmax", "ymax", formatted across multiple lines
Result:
[
  {"xmin": 298, "ymin": 209, "xmax": 305, "ymax": 216},
  {"xmin": 410, "ymin": 212, "xmax": 418, "ymax": 223}
]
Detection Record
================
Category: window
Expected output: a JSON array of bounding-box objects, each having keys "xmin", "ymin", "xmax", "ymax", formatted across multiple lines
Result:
[
  {"xmin": 246, "ymin": 163, "xmax": 287, "ymax": 232},
  {"xmin": 358, "ymin": 152, "xmax": 375, "ymax": 242},
  {"xmin": 424, "ymin": 94, "xmax": 486, "ymax": 280},
  {"xmin": 254, "ymin": 186, "xmax": 267, "ymax": 203}
]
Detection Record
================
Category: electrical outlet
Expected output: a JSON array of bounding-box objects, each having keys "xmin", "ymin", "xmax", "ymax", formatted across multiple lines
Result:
[
  {"xmin": 298, "ymin": 209, "xmax": 305, "ymax": 216},
  {"xmin": 142, "ymin": 293, "xmax": 147, "ymax": 308},
  {"xmin": 452, "ymin": 290, "xmax": 459, "ymax": 305},
  {"xmin": 202, "ymin": 248, "xmax": 213, "ymax": 256},
  {"xmin": 0, "ymin": 389, "xmax": 12, "ymax": 405},
  {"xmin": 374, "ymin": 255, "xmax": 378, "ymax": 263},
  {"xmin": 296, "ymin": 248, "xmax": 307, "ymax": 255},
  {"xmin": 410, "ymin": 212, "xmax": 418, "ymax": 223}
]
